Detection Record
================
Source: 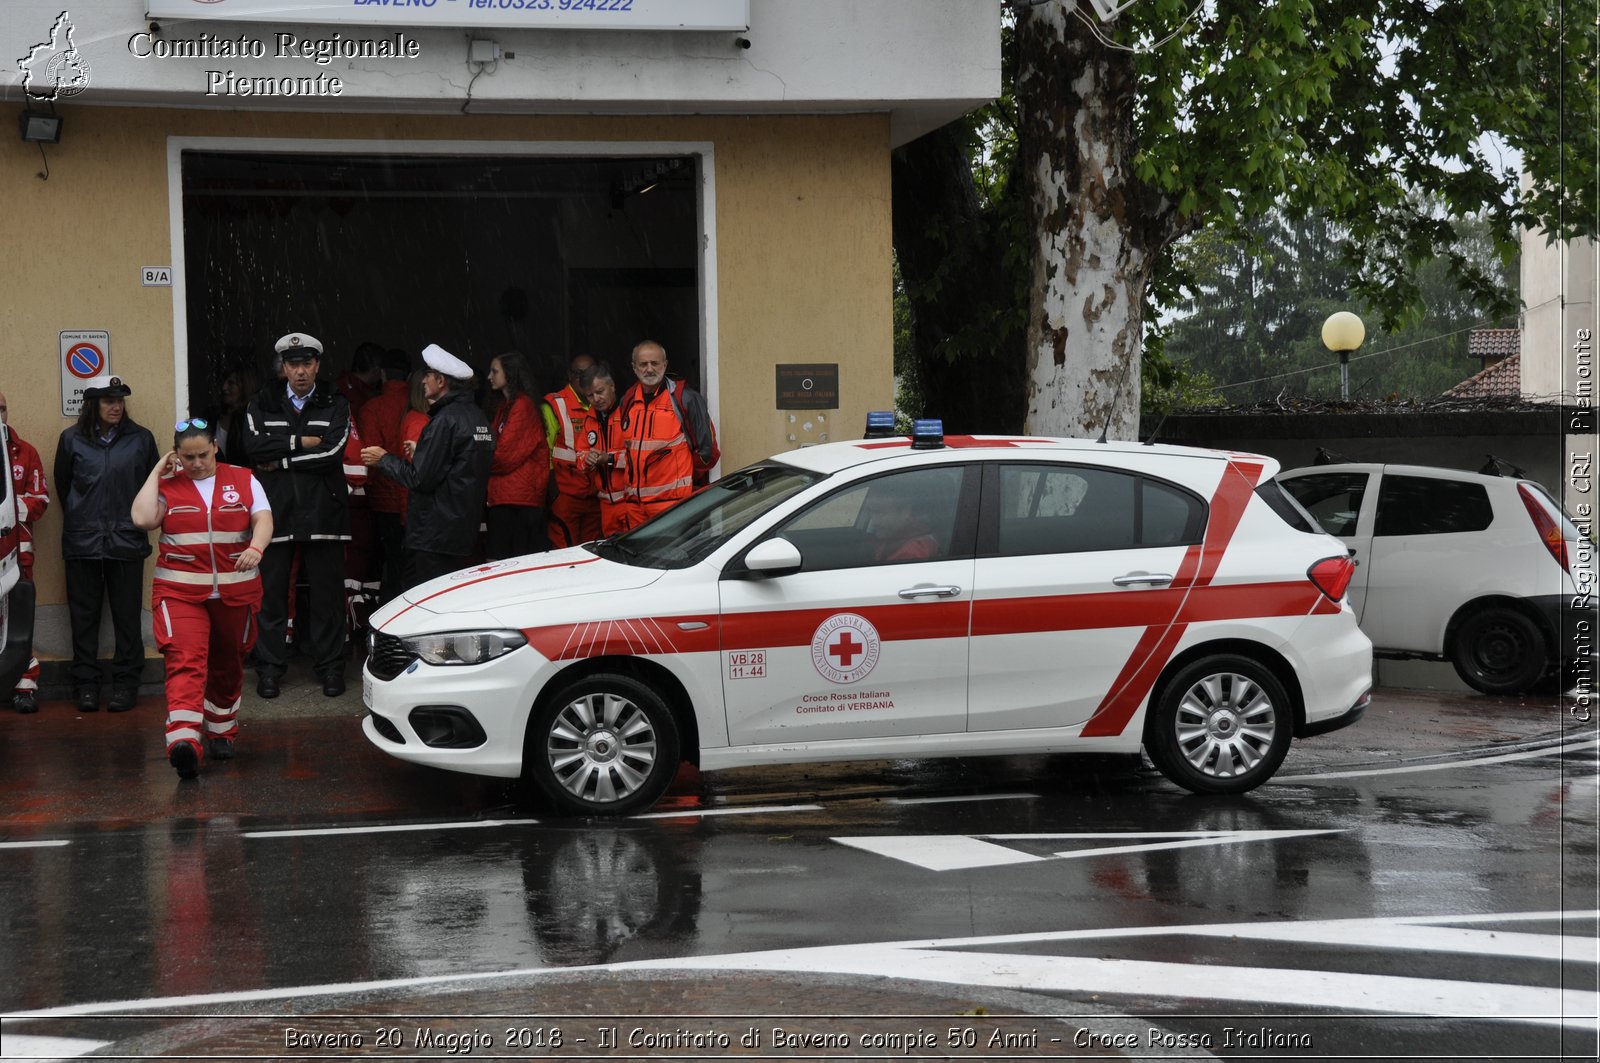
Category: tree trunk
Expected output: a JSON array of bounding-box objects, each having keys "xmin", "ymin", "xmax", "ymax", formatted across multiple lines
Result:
[
  {"xmin": 890, "ymin": 125, "xmax": 1027, "ymax": 434},
  {"xmin": 1016, "ymin": 4, "xmax": 1167, "ymax": 441}
]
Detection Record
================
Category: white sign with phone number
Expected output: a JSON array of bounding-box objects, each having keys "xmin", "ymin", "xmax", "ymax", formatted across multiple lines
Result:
[{"xmin": 145, "ymin": 0, "xmax": 749, "ymax": 32}]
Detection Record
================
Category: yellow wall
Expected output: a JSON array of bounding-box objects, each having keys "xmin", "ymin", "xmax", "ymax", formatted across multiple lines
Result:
[{"xmin": 1, "ymin": 107, "xmax": 894, "ymax": 609}]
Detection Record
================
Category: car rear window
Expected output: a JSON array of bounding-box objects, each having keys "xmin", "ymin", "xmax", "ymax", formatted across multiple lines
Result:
[
  {"xmin": 1255, "ymin": 480, "xmax": 1320, "ymax": 534},
  {"xmin": 1278, "ymin": 472, "xmax": 1368, "ymax": 536},
  {"xmin": 1374, "ymin": 474, "xmax": 1493, "ymax": 536}
]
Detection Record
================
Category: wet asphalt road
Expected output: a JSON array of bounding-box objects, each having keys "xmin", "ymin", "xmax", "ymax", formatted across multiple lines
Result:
[{"xmin": 0, "ymin": 682, "xmax": 1595, "ymax": 1061}]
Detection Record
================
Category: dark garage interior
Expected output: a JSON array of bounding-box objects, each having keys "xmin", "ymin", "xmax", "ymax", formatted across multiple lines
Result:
[{"xmin": 180, "ymin": 150, "xmax": 701, "ymax": 417}]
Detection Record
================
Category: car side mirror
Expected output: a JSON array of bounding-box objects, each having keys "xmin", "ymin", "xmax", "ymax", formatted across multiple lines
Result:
[{"xmin": 742, "ymin": 537, "xmax": 803, "ymax": 577}]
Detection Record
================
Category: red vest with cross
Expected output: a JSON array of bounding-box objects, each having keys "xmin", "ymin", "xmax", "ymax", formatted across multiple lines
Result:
[{"xmin": 153, "ymin": 464, "xmax": 263, "ymax": 607}]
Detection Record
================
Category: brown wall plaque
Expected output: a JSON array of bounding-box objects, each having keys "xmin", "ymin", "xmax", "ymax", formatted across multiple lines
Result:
[{"xmin": 776, "ymin": 363, "xmax": 839, "ymax": 410}]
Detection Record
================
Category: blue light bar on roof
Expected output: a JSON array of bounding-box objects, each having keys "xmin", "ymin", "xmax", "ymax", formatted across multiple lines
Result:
[
  {"xmin": 863, "ymin": 410, "xmax": 897, "ymax": 438},
  {"xmin": 911, "ymin": 418, "xmax": 945, "ymax": 449}
]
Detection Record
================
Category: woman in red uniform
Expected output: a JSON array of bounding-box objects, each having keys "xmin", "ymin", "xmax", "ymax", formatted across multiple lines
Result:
[
  {"xmin": 483, "ymin": 351, "xmax": 550, "ymax": 559},
  {"xmin": 132, "ymin": 420, "xmax": 273, "ymax": 779}
]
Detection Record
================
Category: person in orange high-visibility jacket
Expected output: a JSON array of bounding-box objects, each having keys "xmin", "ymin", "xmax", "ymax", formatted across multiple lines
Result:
[
  {"xmin": 542, "ymin": 353, "xmax": 601, "ymax": 548},
  {"xmin": 131, "ymin": 420, "xmax": 272, "ymax": 780},
  {"xmin": 611, "ymin": 340, "xmax": 706, "ymax": 530},
  {"xmin": 578, "ymin": 363, "xmax": 631, "ymax": 537},
  {"xmin": 1, "ymin": 391, "xmax": 48, "ymax": 714}
]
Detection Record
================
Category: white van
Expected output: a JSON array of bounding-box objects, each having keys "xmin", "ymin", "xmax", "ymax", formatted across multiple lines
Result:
[{"xmin": 1278, "ymin": 461, "xmax": 1594, "ymax": 695}]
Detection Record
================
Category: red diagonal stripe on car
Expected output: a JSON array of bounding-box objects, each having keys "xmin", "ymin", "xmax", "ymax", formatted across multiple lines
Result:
[{"xmin": 1079, "ymin": 460, "xmax": 1264, "ymax": 738}]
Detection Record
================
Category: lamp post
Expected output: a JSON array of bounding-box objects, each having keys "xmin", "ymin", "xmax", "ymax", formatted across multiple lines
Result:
[{"xmin": 1321, "ymin": 311, "xmax": 1365, "ymax": 401}]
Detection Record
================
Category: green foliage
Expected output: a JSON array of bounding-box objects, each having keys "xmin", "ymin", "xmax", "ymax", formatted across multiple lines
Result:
[
  {"xmin": 1160, "ymin": 208, "xmax": 1518, "ymax": 401},
  {"xmin": 1117, "ymin": 0, "xmax": 1592, "ymax": 330}
]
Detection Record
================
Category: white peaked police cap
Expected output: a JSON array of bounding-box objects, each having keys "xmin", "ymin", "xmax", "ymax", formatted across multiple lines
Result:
[
  {"xmin": 421, "ymin": 343, "xmax": 474, "ymax": 381},
  {"xmin": 274, "ymin": 332, "xmax": 323, "ymax": 359},
  {"xmin": 81, "ymin": 374, "xmax": 132, "ymax": 399}
]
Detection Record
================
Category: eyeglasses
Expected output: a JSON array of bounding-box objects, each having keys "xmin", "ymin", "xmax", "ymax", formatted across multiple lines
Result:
[{"xmin": 175, "ymin": 418, "xmax": 210, "ymax": 431}]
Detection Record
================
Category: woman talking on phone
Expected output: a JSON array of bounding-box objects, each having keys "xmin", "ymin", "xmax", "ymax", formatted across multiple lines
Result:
[{"xmin": 131, "ymin": 419, "xmax": 273, "ymax": 780}]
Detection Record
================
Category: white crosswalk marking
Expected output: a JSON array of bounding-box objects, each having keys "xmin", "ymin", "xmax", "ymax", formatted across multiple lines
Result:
[
  {"xmin": 614, "ymin": 909, "xmax": 1600, "ymax": 1029},
  {"xmin": 6, "ymin": 911, "xmax": 1593, "ymax": 1035},
  {"xmin": 833, "ymin": 829, "xmax": 1343, "ymax": 870}
]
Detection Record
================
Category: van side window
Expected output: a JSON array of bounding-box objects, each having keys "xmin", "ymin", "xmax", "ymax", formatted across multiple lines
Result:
[
  {"xmin": 1280, "ymin": 473, "xmax": 1369, "ymax": 537},
  {"xmin": 1374, "ymin": 475, "xmax": 1493, "ymax": 536}
]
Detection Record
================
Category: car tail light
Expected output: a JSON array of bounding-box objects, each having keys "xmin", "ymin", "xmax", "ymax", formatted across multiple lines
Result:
[
  {"xmin": 1308, "ymin": 555, "xmax": 1355, "ymax": 602},
  {"xmin": 1517, "ymin": 483, "xmax": 1570, "ymax": 573}
]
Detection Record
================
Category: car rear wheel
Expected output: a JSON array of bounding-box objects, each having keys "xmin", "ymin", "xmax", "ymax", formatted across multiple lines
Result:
[
  {"xmin": 1144, "ymin": 655, "xmax": 1292, "ymax": 794},
  {"xmin": 525, "ymin": 673, "xmax": 681, "ymax": 816},
  {"xmin": 1449, "ymin": 607, "xmax": 1548, "ymax": 696}
]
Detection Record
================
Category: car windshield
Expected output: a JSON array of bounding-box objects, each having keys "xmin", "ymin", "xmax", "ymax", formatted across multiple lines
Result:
[{"xmin": 584, "ymin": 463, "xmax": 824, "ymax": 569}]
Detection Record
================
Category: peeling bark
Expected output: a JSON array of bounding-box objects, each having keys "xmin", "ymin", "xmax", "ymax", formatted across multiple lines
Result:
[{"xmin": 1016, "ymin": 4, "xmax": 1168, "ymax": 441}]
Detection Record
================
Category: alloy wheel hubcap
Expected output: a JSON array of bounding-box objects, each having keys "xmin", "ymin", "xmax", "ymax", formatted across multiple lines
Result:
[
  {"xmin": 546, "ymin": 692, "xmax": 658, "ymax": 804},
  {"xmin": 1173, "ymin": 672, "xmax": 1277, "ymax": 779}
]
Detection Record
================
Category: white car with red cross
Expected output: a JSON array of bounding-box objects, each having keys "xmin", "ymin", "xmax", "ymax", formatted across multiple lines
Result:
[{"xmin": 363, "ymin": 421, "xmax": 1373, "ymax": 815}]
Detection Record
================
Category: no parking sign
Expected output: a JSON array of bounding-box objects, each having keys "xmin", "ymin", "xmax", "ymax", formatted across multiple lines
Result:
[{"xmin": 60, "ymin": 330, "xmax": 110, "ymax": 417}]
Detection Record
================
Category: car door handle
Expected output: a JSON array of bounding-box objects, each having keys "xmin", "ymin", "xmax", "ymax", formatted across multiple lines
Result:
[
  {"xmin": 1112, "ymin": 573, "xmax": 1173, "ymax": 587},
  {"xmin": 899, "ymin": 584, "xmax": 962, "ymax": 599}
]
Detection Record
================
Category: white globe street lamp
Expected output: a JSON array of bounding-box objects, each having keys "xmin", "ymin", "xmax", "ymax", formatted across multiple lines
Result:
[{"xmin": 1322, "ymin": 311, "xmax": 1365, "ymax": 401}]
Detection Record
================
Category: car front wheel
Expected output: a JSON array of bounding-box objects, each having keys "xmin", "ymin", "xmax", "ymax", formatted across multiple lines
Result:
[
  {"xmin": 1449, "ymin": 607, "xmax": 1548, "ymax": 696},
  {"xmin": 1144, "ymin": 655, "xmax": 1293, "ymax": 794},
  {"xmin": 525, "ymin": 673, "xmax": 681, "ymax": 816}
]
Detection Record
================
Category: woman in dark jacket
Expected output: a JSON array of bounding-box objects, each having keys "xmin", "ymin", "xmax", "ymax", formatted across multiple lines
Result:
[
  {"xmin": 54, "ymin": 375, "xmax": 160, "ymax": 712},
  {"xmin": 483, "ymin": 352, "xmax": 550, "ymax": 559}
]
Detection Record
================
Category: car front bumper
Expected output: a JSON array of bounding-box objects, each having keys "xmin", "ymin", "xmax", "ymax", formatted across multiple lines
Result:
[{"xmin": 361, "ymin": 647, "xmax": 555, "ymax": 779}]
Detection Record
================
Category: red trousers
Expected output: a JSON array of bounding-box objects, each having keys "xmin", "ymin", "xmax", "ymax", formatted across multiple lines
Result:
[
  {"xmin": 548, "ymin": 493, "xmax": 601, "ymax": 548},
  {"xmin": 14, "ymin": 552, "xmax": 38, "ymax": 694},
  {"xmin": 153, "ymin": 597, "xmax": 258, "ymax": 758},
  {"xmin": 599, "ymin": 500, "xmax": 633, "ymax": 539}
]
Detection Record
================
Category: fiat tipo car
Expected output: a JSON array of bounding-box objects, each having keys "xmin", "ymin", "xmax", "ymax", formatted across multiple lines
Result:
[{"xmin": 365, "ymin": 427, "xmax": 1372, "ymax": 815}]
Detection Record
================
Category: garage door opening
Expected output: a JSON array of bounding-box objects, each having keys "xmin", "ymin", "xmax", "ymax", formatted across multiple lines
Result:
[{"xmin": 179, "ymin": 149, "xmax": 702, "ymax": 418}]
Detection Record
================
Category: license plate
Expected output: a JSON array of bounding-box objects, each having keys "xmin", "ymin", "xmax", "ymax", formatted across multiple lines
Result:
[{"xmin": 362, "ymin": 670, "xmax": 374, "ymax": 709}]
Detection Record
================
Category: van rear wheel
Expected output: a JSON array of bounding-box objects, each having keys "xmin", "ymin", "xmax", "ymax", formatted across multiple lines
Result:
[{"xmin": 1449, "ymin": 607, "xmax": 1547, "ymax": 696}]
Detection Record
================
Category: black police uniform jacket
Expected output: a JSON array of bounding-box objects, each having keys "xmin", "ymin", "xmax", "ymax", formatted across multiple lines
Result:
[
  {"xmin": 53, "ymin": 420, "xmax": 161, "ymax": 560},
  {"xmin": 242, "ymin": 381, "xmax": 353, "ymax": 542},
  {"xmin": 374, "ymin": 389, "xmax": 494, "ymax": 557}
]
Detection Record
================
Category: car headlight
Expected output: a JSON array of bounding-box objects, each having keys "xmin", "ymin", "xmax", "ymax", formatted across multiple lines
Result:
[{"xmin": 401, "ymin": 630, "xmax": 527, "ymax": 666}]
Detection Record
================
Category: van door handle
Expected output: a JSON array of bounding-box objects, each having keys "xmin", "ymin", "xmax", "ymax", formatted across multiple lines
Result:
[
  {"xmin": 899, "ymin": 584, "xmax": 962, "ymax": 599},
  {"xmin": 1112, "ymin": 573, "xmax": 1173, "ymax": 587}
]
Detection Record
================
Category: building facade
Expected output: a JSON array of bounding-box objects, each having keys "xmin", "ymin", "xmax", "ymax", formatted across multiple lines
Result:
[{"xmin": 2, "ymin": 0, "xmax": 1002, "ymax": 655}]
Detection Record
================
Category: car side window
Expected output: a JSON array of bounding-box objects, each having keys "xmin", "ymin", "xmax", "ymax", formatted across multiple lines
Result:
[
  {"xmin": 993, "ymin": 465, "xmax": 1199, "ymax": 556},
  {"xmin": 1280, "ymin": 473, "xmax": 1368, "ymax": 537},
  {"xmin": 776, "ymin": 466, "xmax": 966, "ymax": 571},
  {"xmin": 1374, "ymin": 474, "xmax": 1493, "ymax": 536}
]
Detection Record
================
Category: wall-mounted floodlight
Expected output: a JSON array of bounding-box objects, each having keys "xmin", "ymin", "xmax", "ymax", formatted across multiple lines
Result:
[{"xmin": 19, "ymin": 110, "xmax": 62, "ymax": 144}]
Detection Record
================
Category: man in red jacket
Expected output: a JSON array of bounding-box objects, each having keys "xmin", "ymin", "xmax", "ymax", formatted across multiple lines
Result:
[
  {"xmin": 1, "ymin": 391, "xmax": 49, "ymax": 713},
  {"xmin": 356, "ymin": 350, "xmax": 412, "ymax": 603}
]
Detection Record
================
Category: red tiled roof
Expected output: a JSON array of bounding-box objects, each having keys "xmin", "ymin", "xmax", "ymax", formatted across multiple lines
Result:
[
  {"xmin": 1467, "ymin": 327, "xmax": 1520, "ymax": 360},
  {"xmin": 1445, "ymin": 351, "xmax": 1521, "ymax": 398}
]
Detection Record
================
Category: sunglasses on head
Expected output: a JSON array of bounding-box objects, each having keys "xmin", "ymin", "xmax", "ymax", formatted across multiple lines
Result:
[{"xmin": 175, "ymin": 418, "xmax": 210, "ymax": 431}]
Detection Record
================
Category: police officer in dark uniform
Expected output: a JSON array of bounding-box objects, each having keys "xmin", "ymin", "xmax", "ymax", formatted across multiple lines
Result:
[
  {"xmin": 54, "ymin": 374, "xmax": 160, "ymax": 712},
  {"xmin": 361, "ymin": 343, "xmax": 494, "ymax": 589},
  {"xmin": 243, "ymin": 332, "xmax": 354, "ymax": 698}
]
